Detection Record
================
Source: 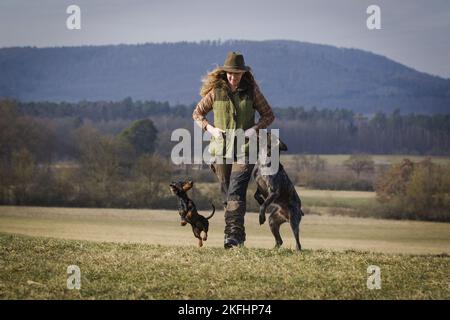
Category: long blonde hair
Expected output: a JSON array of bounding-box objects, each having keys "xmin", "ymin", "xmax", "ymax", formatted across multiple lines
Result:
[{"xmin": 199, "ymin": 67, "xmax": 258, "ymax": 97}]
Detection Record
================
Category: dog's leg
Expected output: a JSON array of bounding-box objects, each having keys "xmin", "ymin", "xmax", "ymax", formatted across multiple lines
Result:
[
  {"xmin": 269, "ymin": 212, "xmax": 286, "ymax": 248},
  {"xmin": 259, "ymin": 190, "xmax": 279, "ymax": 225},
  {"xmin": 202, "ymin": 231, "xmax": 208, "ymax": 241},
  {"xmin": 180, "ymin": 212, "xmax": 188, "ymax": 226},
  {"xmin": 193, "ymin": 228, "xmax": 203, "ymax": 247},
  {"xmin": 289, "ymin": 205, "xmax": 302, "ymax": 251},
  {"xmin": 254, "ymin": 188, "xmax": 265, "ymax": 205}
]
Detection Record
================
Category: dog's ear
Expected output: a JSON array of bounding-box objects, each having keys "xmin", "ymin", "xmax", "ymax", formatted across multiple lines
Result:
[
  {"xmin": 182, "ymin": 180, "xmax": 194, "ymax": 192},
  {"xmin": 258, "ymin": 132, "xmax": 288, "ymax": 151},
  {"xmin": 269, "ymin": 133, "xmax": 288, "ymax": 152},
  {"xmin": 271, "ymin": 133, "xmax": 288, "ymax": 152},
  {"xmin": 278, "ymin": 139, "xmax": 288, "ymax": 151}
]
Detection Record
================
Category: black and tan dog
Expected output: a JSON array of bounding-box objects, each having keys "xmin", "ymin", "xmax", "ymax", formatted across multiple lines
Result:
[
  {"xmin": 253, "ymin": 133, "xmax": 304, "ymax": 251},
  {"xmin": 169, "ymin": 180, "xmax": 215, "ymax": 247}
]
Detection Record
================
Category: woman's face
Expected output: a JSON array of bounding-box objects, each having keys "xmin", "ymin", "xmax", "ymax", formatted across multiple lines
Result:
[{"xmin": 226, "ymin": 72, "xmax": 244, "ymax": 90}]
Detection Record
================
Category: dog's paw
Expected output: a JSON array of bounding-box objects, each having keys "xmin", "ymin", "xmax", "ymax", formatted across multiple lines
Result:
[{"xmin": 259, "ymin": 213, "xmax": 266, "ymax": 225}]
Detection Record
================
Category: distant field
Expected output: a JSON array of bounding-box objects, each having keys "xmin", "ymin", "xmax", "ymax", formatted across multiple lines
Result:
[
  {"xmin": 298, "ymin": 189, "xmax": 376, "ymax": 199},
  {"xmin": 296, "ymin": 187, "xmax": 376, "ymax": 209},
  {"xmin": 0, "ymin": 206, "xmax": 449, "ymax": 255},
  {"xmin": 196, "ymin": 182, "xmax": 377, "ymax": 210},
  {"xmin": 281, "ymin": 154, "xmax": 450, "ymax": 166},
  {"xmin": 54, "ymin": 155, "xmax": 450, "ymax": 169}
]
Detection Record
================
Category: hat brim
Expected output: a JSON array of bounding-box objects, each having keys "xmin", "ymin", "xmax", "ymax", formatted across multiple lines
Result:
[{"xmin": 220, "ymin": 66, "xmax": 250, "ymax": 73}]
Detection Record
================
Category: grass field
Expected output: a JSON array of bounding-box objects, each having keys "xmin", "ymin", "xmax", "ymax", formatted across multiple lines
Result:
[
  {"xmin": 1, "ymin": 206, "xmax": 449, "ymax": 299},
  {"xmin": 1, "ymin": 206, "xmax": 449, "ymax": 254},
  {"xmin": 297, "ymin": 187, "xmax": 376, "ymax": 210},
  {"xmin": 196, "ymin": 182, "xmax": 377, "ymax": 210},
  {"xmin": 281, "ymin": 154, "xmax": 450, "ymax": 166},
  {"xmin": 1, "ymin": 233, "xmax": 449, "ymax": 299}
]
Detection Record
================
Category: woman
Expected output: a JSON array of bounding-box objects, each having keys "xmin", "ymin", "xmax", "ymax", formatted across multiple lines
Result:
[{"xmin": 192, "ymin": 51, "xmax": 275, "ymax": 248}]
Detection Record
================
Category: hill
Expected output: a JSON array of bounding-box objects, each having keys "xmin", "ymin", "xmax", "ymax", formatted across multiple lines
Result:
[{"xmin": 1, "ymin": 40, "xmax": 449, "ymax": 114}]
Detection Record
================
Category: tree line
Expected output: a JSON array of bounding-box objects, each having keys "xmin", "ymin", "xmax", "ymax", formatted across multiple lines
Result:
[
  {"xmin": 0, "ymin": 100, "xmax": 216, "ymax": 209},
  {"xmin": 14, "ymin": 98, "xmax": 450, "ymax": 155},
  {"xmin": 1, "ymin": 99, "xmax": 449, "ymax": 221}
]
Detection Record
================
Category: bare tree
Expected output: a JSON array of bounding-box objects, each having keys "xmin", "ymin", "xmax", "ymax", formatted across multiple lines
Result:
[{"xmin": 343, "ymin": 154, "xmax": 374, "ymax": 178}]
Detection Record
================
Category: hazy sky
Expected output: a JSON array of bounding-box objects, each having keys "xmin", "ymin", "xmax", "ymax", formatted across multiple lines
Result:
[{"xmin": 1, "ymin": 0, "xmax": 449, "ymax": 78}]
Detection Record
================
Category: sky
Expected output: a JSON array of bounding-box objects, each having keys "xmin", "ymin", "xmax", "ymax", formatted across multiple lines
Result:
[{"xmin": 1, "ymin": 0, "xmax": 449, "ymax": 78}]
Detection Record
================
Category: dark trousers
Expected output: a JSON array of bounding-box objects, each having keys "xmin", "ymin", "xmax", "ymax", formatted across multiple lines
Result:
[{"xmin": 210, "ymin": 160, "xmax": 255, "ymax": 243}]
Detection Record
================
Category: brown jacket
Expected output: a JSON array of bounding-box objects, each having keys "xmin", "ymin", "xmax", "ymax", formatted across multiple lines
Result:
[{"xmin": 192, "ymin": 86, "xmax": 275, "ymax": 131}]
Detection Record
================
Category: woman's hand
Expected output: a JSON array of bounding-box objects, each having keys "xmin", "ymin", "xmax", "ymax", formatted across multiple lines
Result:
[
  {"xmin": 206, "ymin": 124, "xmax": 225, "ymax": 139},
  {"xmin": 244, "ymin": 126, "xmax": 257, "ymax": 138}
]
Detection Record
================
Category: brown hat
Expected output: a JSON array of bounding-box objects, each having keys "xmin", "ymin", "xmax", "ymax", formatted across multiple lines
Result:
[{"xmin": 220, "ymin": 51, "xmax": 250, "ymax": 73}]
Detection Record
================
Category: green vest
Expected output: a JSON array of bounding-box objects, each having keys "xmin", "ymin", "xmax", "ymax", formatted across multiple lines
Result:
[{"xmin": 208, "ymin": 85, "xmax": 255, "ymax": 159}]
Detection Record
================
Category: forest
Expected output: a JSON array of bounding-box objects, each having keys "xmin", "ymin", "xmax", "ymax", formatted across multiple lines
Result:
[{"xmin": 14, "ymin": 98, "xmax": 450, "ymax": 156}]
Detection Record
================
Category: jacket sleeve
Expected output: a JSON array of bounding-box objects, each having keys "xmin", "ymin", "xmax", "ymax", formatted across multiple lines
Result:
[
  {"xmin": 253, "ymin": 86, "xmax": 275, "ymax": 130},
  {"xmin": 192, "ymin": 90, "xmax": 215, "ymax": 131}
]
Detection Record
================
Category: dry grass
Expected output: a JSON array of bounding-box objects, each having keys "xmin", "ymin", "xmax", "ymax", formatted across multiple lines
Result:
[
  {"xmin": 281, "ymin": 154, "xmax": 450, "ymax": 166},
  {"xmin": 0, "ymin": 206, "xmax": 449, "ymax": 255},
  {"xmin": 297, "ymin": 188, "xmax": 375, "ymax": 199}
]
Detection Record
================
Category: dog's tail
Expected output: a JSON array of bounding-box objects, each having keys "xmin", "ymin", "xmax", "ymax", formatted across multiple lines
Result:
[{"xmin": 206, "ymin": 204, "xmax": 215, "ymax": 220}]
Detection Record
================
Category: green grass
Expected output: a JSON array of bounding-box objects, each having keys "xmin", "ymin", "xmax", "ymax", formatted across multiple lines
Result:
[{"xmin": 1, "ymin": 233, "xmax": 449, "ymax": 299}]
